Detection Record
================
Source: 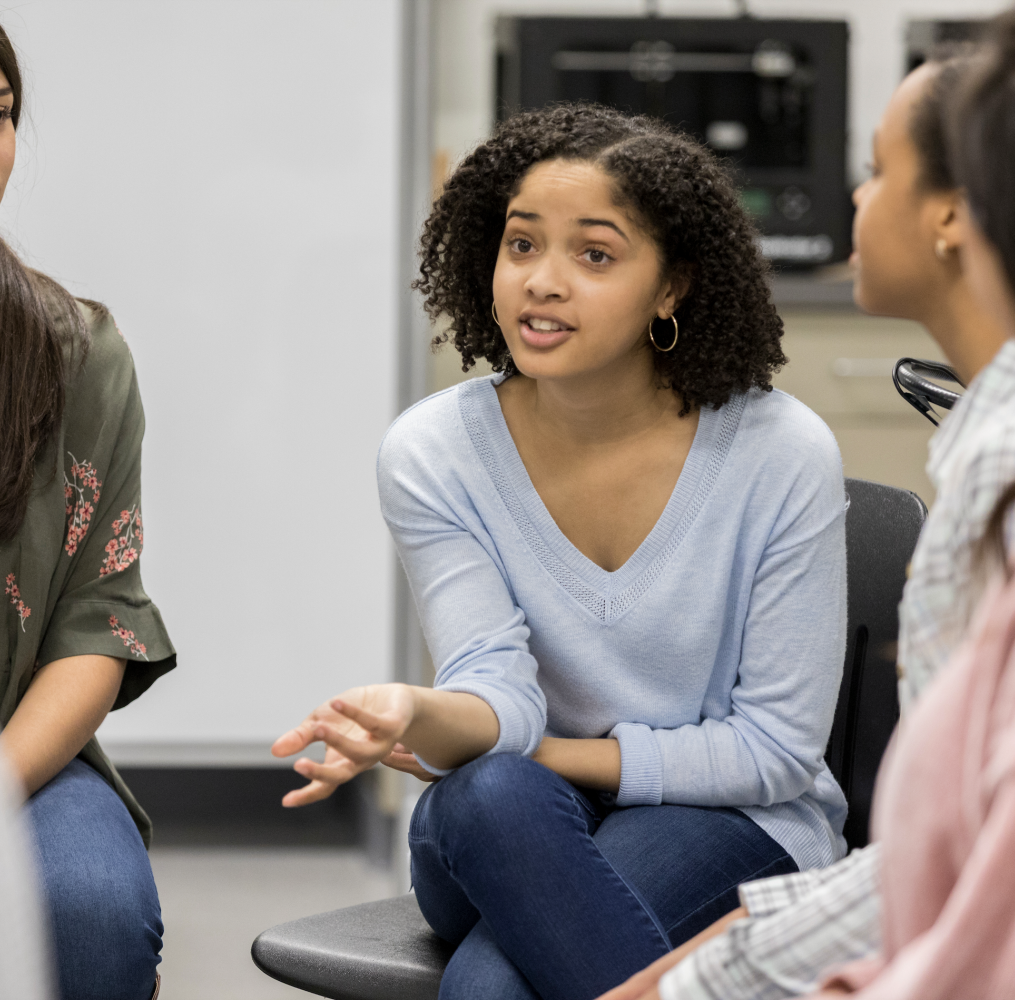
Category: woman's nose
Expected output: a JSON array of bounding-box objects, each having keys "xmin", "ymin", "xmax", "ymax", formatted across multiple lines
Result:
[{"xmin": 523, "ymin": 251, "xmax": 569, "ymax": 301}]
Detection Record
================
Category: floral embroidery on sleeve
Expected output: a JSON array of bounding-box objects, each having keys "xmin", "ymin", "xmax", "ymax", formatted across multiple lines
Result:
[
  {"xmin": 100, "ymin": 505, "xmax": 143, "ymax": 576},
  {"xmin": 109, "ymin": 615, "xmax": 148, "ymax": 660},
  {"xmin": 64, "ymin": 454, "xmax": 102, "ymax": 557},
  {"xmin": 4, "ymin": 574, "xmax": 30, "ymax": 631}
]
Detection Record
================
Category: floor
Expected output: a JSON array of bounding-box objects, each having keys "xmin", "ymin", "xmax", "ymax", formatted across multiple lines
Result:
[{"xmin": 150, "ymin": 847, "xmax": 397, "ymax": 1000}]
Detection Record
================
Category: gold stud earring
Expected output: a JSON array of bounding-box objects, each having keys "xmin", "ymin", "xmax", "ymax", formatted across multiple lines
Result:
[
  {"xmin": 935, "ymin": 238, "xmax": 950, "ymax": 261},
  {"xmin": 649, "ymin": 315, "xmax": 679, "ymax": 352},
  {"xmin": 491, "ymin": 302, "xmax": 500, "ymax": 326}
]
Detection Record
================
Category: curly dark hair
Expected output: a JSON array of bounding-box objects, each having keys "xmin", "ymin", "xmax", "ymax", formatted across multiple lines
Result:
[{"xmin": 414, "ymin": 103, "xmax": 785, "ymax": 413}]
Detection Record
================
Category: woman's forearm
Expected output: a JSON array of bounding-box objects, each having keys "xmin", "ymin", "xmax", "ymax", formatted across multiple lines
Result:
[
  {"xmin": 532, "ymin": 736, "xmax": 622, "ymax": 792},
  {"xmin": 401, "ymin": 687, "xmax": 501, "ymax": 770},
  {"xmin": 0, "ymin": 655, "xmax": 125, "ymax": 799}
]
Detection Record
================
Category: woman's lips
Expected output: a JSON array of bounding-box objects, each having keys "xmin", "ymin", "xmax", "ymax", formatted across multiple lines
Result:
[{"xmin": 518, "ymin": 321, "xmax": 573, "ymax": 349}]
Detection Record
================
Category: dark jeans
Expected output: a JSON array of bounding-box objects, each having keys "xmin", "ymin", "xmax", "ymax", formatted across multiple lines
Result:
[
  {"xmin": 26, "ymin": 758, "xmax": 163, "ymax": 1000},
  {"xmin": 410, "ymin": 754, "xmax": 797, "ymax": 1000}
]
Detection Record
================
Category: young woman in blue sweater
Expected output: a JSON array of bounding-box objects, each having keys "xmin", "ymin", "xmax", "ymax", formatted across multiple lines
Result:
[{"xmin": 275, "ymin": 105, "xmax": 848, "ymax": 1000}]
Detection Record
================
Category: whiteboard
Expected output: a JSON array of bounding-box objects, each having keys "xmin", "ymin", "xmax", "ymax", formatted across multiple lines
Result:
[{"xmin": 0, "ymin": 1, "xmax": 404, "ymax": 761}]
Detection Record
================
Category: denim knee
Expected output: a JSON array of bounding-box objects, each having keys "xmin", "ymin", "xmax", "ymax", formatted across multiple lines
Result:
[
  {"xmin": 28, "ymin": 761, "xmax": 162, "ymax": 1000},
  {"xmin": 47, "ymin": 850, "xmax": 162, "ymax": 1000},
  {"xmin": 419, "ymin": 752, "xmax": 592, "ymax": 852}
]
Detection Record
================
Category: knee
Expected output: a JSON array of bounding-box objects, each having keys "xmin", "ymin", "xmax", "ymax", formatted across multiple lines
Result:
[
  {"xmin": 431, "ymin": 753, "xmax": 556, "ymax": 835},
  {"xmin": 47, "ymin": 855, "xmax": 162, "ymax": 1000}
]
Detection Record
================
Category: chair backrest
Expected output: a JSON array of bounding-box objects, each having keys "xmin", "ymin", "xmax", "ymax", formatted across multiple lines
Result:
[{"xmin": 825, "ymin": 478, "xmax": 927, "ymax": 850}]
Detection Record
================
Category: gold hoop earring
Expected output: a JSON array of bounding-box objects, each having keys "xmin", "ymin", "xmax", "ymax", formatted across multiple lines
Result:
[
  {"xmin": 649, "ymin": 315, "xmax": 679, "ymax": 352},
  {"xmin": 935, "ymin": 238, "xmax": 950, "ymax": 261},
  {"xmin": 491, "ymin": 302, "xmax": 500, "ymax": 326}
]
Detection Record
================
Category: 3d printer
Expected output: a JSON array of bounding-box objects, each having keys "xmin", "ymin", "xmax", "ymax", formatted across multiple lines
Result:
[{"xmin": 496, "ymin": 17, "xmax": 850, "ymax": 267}]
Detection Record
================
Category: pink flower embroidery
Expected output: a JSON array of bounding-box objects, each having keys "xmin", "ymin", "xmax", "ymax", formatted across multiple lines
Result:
[
  {"xmin": 4, "ymin": 573, "xmax": 31, "ymax": 632},
  {"xmin": 100, "ymin": 505, "xmax": 143, "ymax": 576},
  {"xmin": 109, "ymin": 615, "xmax": 148, "ymax": 660},
  {"xmin": 64, "ymin": 454, "xmax": 102, "ymax": 557}
]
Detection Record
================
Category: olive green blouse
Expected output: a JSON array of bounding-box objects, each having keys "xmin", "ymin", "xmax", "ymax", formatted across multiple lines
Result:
[{"xmin": 1, "ymin": 303, "xmax": 175, "ymax": 847}]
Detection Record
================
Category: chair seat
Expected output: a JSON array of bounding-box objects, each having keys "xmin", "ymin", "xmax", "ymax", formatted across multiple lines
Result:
[{"xmin": 251, "ymin": 893, "xmax": 453, "ymax": 1000}]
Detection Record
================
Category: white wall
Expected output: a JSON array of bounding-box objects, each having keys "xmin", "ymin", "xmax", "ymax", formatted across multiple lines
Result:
[
  {"xmin": 0, "ymin": 1, "xmax": 403, "ymax": 761},
  {"xmin": 434, "ymin": 0, "xmax": 1010, "ymax": 186}
]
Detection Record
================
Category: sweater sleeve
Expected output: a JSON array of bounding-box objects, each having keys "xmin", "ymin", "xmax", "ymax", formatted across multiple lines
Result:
[
  {"xmin": 611, "ymin": 416, "xmax": 847, "ymax": 809},
  {"xmin": 377, "ymin": 401, "xmax": 546, "ymax": 772}
]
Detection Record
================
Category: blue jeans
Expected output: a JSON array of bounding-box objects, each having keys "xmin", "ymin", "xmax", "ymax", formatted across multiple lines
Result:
[
  {"xmin": 410, "ymin": 754, "xmax": 797, "ymax": 1000},
  {"xmin": 26, "ymin": 758, "xmax": 163, "ymax": 1000}
]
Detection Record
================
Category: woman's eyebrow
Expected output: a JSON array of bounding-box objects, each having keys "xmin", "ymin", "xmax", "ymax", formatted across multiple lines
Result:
[
  {"xmin": 0, "ymin": 87, "xmax": 12, "ymax": 97},
  {"xmin": 506, "ymin": 209, "xmax": 539, "ymax": 222},
  {"xmin": 577, "ymin": 218, "xmax": 630, "ymax": 242}
]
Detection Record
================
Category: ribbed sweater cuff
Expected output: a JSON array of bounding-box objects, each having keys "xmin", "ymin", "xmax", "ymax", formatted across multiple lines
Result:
[{"xmin": 610, "ymin": 723, "xmax": 663, "ymax": 806}]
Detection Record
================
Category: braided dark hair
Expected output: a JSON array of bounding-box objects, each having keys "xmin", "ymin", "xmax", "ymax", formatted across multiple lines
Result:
[{"xmin": 414, "ymin": 104, "xmax": 786, "ymax": 414}]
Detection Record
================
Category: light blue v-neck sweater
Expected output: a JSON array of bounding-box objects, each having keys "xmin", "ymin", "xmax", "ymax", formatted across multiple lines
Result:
[{"xmin": 378, "ymin": 376, "xmax": 849, "ymax": 870}]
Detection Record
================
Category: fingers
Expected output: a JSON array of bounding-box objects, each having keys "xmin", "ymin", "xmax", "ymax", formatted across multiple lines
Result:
[
  {"xmin": 282, "ymin": 776, "xmax": 337, "ymax": 808},
  {"xmin": 281, "ymin": 751, "xmax": 360, "ymax": 807},
  {"xmin": 330, "ymin": 698, "xmax": 403, "ymax": 740},
  {"xmin": 381, "ymin": 750, "xmax": 441, "ymax": 782},
  {"xmin": 272, "ymin": 725, "xmax": 313, "ymax": 758},
  {"xmin": 293, "ymin": 754, "xmax": 360, "ymax": 788},
  {"xmin": 311, "ymin": 720, "xmax": 388, "ymax": 766},
  {"xmin": 273, "ymin": 706, "xmax": 343, "ymax": 758},
  {"xmin": 273, "ymin": 698, "xmax": 357, "ymax": 759}
]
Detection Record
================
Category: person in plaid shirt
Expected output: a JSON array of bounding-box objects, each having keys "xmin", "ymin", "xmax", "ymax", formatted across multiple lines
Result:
[{"xmin": 599, "ymin": 46, "xmax": 1014, "ymax": 1000}]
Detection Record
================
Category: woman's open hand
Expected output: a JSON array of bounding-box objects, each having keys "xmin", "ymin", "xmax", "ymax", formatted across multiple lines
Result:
[{"xmin": 272, "ymin": 684, "xmax": 416, "ymax": 807}]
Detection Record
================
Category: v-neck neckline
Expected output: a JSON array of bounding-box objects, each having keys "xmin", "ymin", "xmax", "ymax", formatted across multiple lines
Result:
[{"xmin": 458, "ymin": 376, "xmax": 745, "ymax": 624}]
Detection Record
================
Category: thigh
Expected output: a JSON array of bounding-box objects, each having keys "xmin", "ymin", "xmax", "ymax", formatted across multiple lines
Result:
[
  {"xmin": 409, "ymin": 755, "xmax": 603, "ymax": 946},
  {"xmin": 27, "ymin": 758, "xmax": 163, "ymax": 1000},
  {"xmin": 593, "ymin": 804, "xmax": 797, "ymax": 946},
  {"xmin": 439, "ymin": 919, "xmax": 540, "ymax": 1000},
  {"xmin": 413, "ymin": 755, "xmax": 673, "ymax": 1000}
]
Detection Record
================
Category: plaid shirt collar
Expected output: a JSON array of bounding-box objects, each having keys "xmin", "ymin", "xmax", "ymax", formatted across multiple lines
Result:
[{"xmin": 927, "ymin": 339, "xmax": 1015, "ymax": 490}]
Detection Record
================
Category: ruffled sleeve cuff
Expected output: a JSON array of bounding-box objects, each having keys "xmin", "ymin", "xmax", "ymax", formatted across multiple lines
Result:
[
  {"xmin": 610, "ymin": 722, "xmax": 663, "ymax": 807},
  {"xmin": 36, "ymin": 597, "xmax": 176, "ymax": 710}
]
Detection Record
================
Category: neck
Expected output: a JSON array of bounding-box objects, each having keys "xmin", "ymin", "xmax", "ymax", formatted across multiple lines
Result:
[
  {"xmin": 521, "ymin": 350, "xmax": 681, "ymax": 447},
  {"xmin": 916, "ymin": 279, "xmax": 1008, "ymax": 385}
]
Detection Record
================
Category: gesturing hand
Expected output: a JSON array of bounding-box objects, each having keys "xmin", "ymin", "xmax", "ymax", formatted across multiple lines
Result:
[{"xmin": 272, "ymin": 684, "xmax": 416, "ymax": 807}]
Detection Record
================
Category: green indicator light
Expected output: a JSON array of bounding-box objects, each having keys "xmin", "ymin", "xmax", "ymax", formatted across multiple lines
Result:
[{"xmin": 739, "ymin": 188, "xmax": 772, "ymax": 219}]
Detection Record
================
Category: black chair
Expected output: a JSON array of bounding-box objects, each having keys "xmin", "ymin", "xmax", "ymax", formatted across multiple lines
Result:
[
  {"xmin": 827, "ymin": 477, "xmax": 926, "ymax": 849},
  {"xmin": 252, "ymin": 477, "xmax": 926, "ymax": 999}
]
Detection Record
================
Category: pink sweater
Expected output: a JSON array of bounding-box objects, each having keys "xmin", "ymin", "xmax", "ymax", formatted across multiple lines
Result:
[{"xmin": 826, "ymin": 575, "xmax": 1015, "ymax": 998}]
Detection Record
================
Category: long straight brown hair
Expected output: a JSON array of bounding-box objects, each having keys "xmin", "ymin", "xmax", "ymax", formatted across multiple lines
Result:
[{"xmin": 0, "ymin": 23, "xmax": 95, "ymax": 543}]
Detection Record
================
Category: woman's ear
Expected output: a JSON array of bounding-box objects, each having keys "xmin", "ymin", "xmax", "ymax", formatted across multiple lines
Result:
[
  {"xmin": 930, "ymin": 189, "xmax": 964, "ymax": 256},
  {"xmin": 659, "ymin": 265, "xmax": 693, "ymax": 318}
]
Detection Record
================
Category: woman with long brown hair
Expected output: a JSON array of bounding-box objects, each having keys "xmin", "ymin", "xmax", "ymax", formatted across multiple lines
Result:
[{"xmin": 0, "ymin": 24, "xmax": 174, "ymax": 1000}]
